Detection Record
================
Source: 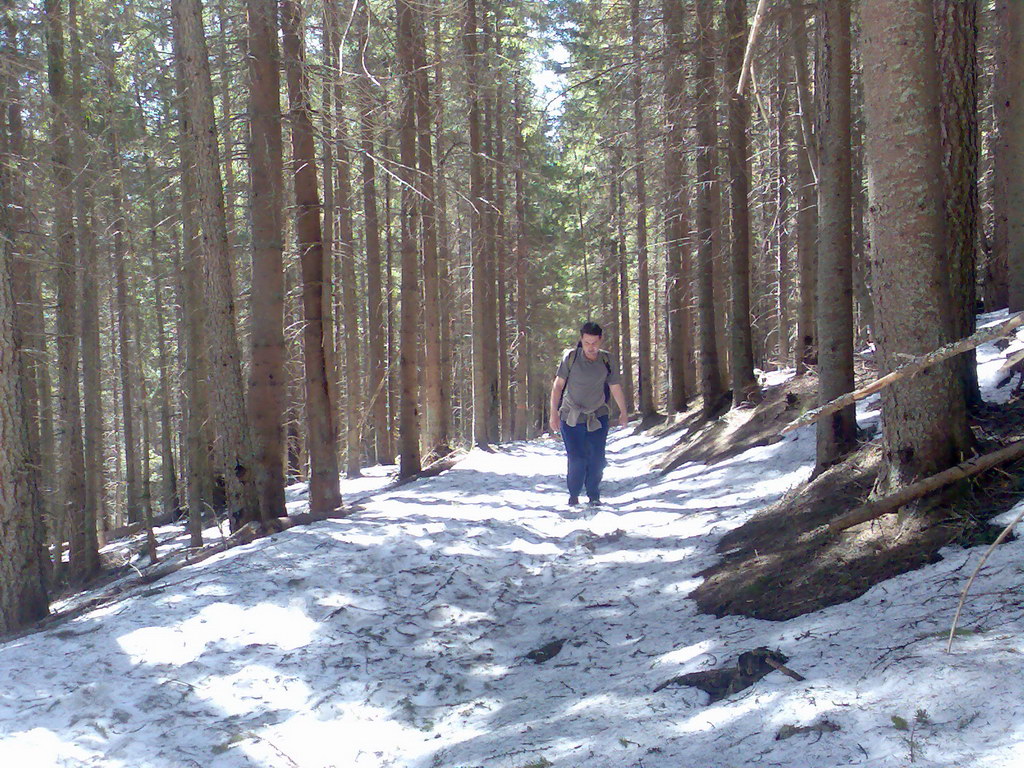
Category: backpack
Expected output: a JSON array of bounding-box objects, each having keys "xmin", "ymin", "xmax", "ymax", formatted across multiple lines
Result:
[{"xmin": 559, "ymin": 345, "xmax": 613, "ymax": 409}]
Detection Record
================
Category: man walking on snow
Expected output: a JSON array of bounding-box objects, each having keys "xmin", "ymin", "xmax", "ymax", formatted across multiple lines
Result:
[{"xmin": 549, "ymin": 322, "xmax": 629, "ymax": 506}]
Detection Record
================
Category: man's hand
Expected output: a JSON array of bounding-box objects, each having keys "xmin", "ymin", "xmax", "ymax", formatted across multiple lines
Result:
[
  {"xmin": 618, "ymin": 412, "xmax": 629, "ymax": 428},
  {"xmin": 549, "ymin": 416, "xmax": 560, "ymax": 434}
]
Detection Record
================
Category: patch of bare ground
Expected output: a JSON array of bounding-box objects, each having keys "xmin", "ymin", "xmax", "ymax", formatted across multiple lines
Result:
[
  {"xmin": 651, "ymin": 373, "xmax": 820, "ymax": 473},
  {"xmin": 661, "ymin": 370, "xmax": 1024, "ymax": 621}
]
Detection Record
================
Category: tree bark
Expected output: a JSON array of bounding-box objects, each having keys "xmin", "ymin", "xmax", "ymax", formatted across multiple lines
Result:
[
  {"xmin": 46, "ymin": 0, "xmax": 96, "ymax": 582},
  {"xmin": 792, "ymin": 0, "xmax": 818, "ymax": 375},
  {"xmin": 934, "ymin": 0, "xmax": 981, "ymax": 407},
  {"xmin": 329, "ymin": 0, "xmax": 363, "ymax": 478},
  {"xmin": 246, "ymin": 0, "xmax": 287, "ymax": 518},
  {"xmin": 614, "ymin": 146, "xmax": 635, "ymax": 412},
  {"xmin": 663, "ymin": 0, "xmax": 694, "ymax": 413},
  {"xmin": 996, "ymin": 1, "xmax": 1024, "ymax": 311},
  {"xmin": 512, "ymin": 80, "xmax": 530, "ymax": 440},
  {"xmin": 171, "ymin": 0, "xmax": 263, "ymax": 528},
  {"xmin": 432, "ymin": 9, "xmax": 454, "ymax": 446},
  {"xmin": 815, "ymin": 0, "xmax": 857, "ymax": 470},
  {"xmin": 776, "ymin": 12, "xmax": 792, "ymax": 367},
  {"xmin": 356, "ymin": 0, "xmax": 391, "ymax": 464},
  {"xmin": 69, "ymin": 0, "xmax": 106, "ymax": 545},
  {"xmin": 726, "ymin": 0, "xmax": 758, "ymax": 407},
  {"xmin": 480, "ymin": 0, "xmax": 500, "ymax": 445},
  {"xmin": 171, "ymin": 70, "xmax": 213, "ymax": 548},
  {"xmin": 0, "ymin": 242, "xmax": 50, "ymax": 633},
  {"xmin": 631, "ymin": 0, "xmax": 655, "ymax": 416},
  {"xmin": 281, "ymin": 0, "xmax": 343, "ymax": 514},
  {"xmin": 5, "ymin": 5, "xmax": 51, "ymax": 571},
  {"xmin": 106, "ymin": 112, "xmax": 142, "ymax": 525},
  {"xmin": 320, "ymin": 4, "xmax": 339, "ymax": 458},
  {"xmin": 861, "ymin": 0, "xmax": 972, "ymax": 489},
  {"xmin": 466, "ymin": 0, "xmax": 494, "ymax": 446},
  {"xmin": 413, "ymin": 0, "xmax": 446, "ymax": 457},
  {"xmin": 396, "ymin": 0, "xmax": 422, "ymax": 478},
  {"xmin": 695, "ymin": 0, "xmax": 725, "ymax": 416},
  {"xmin": 149, "ymin": 233, "xmax": 180, "ymax": 517}
]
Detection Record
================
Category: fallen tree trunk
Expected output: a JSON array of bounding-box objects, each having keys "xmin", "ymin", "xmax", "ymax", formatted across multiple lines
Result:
[
  {"xmin": 830, "ymin": 438, "xmax": 1024, "ymax": 532},
  {"xmin": 783, "ymin": 312, "xmax": 1024, "ymax": 435}
]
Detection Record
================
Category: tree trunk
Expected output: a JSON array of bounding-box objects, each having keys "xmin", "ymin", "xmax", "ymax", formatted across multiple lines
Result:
[
  {"xmin": 480, "ymin": 0, "xmax": 500, "ymax": 445},
  {"xmin": 851, "ymin": 80, "xmax": 874, "ymax": 346},
  {"xmin": 107, "ymin": 118, "xmax": 142, "ymax": 525},
  {"xmin": 396, "ymin": 0, "xmax": 422, "ymax": 478},
  {"xmin": 663, "ymin": 0, "xmax": 694, "ymax": 412},
  {"xmin": 356, "ymin": 0, "xmax": 391, "ymax": 465},
  {"xmin": 494, "ymin": 22, "xmax": 512, "ymax": 443},
  {"xmin": 432, "ymin": 9, "xmax": 454, "ymax": 447},
  {"xmin": 934, "ymin": 0, "xmax": 981, "ymax": 407},
  {"xmin": 0, "ymin": 245, "xmax": 50, "ymax": 632},
  {"xmin": 172, "ymin": 75, "xmax": 213, "ymax": 548},
  {"xmin": 996, "ymin": 1, "xmax": 1023, "ymax": 310},
  {"xmin": 329, "ymin": 0, "xmax": 363, "ymax": 478},
  {"xmin": 171, "ymin": 0, "xmax": 263, "ymax": 529},
  {"xmin": 695, "ymin": 0, "xmax": 725, "ymax": 416},
  {"xmin": 5, "ymin": 5, "xmax": 52, "ymax": 575},
  {"xmin": 46, "ymin": 0, "xmax": 96, "ymax": 582},
  {"xmin": 466, "ymin": 0, "xmax": 492, "ymax": 446},
  {"xmin": 512, "ymin": 80, "xmax": 530, "ymax": 440},
  {"xmin": 631, "ymin": 0, "xmax": 655, "ymax": 417},
  {"xmin": 281, "ymin": 0, "xmax": 343, "ymax": 514},
  {"xmin": 150, "ymin": 238, "xmax": 180, "ymax": 517},
  {"xmin": 413, "ymin": 1, "xmax": 445, "ymax": 457},
  {"xmin": 776, "ymin": 12, "xmax": 792, "ymax": 367},
  {"xmin": 69, "ymin": 0, "xmax": 105, "ymax": 546},
  {"xmin": 216, "ymin": 0, "xmax": 237, "ymax": 253},
  {"xmin": 320, "ymin": 4, "xmax": 340, "ymax": 459},
  {"xmin": 246, "ymin": 0, "xmax": 287, "ymax": 518},
  {"xmin": 726, "ymin": 0, "xmax": 758, "ymax": 407},
  {"xmin": 815, "ymin": 0, "xmax": 857, "ymax": 470},
  {"xmin": 614, "ymin": 146, "xmax": 635, "ymax": 412},
  {"xmin": 792, "ymin": 0, "xmax": 818, "ymax": 374},
  {"xmin": 861, "ymin": 0, "xmax": 972, "ymax": 489}
]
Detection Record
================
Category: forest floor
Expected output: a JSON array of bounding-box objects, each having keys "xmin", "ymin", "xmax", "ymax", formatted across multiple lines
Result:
[
  {"xmin": 2, "ymin": 312, "xmax": 1024, "ymax": 767},
  {"xmin": 677, "ymin": 319, "xmax": 1024, "ymax": 623}
]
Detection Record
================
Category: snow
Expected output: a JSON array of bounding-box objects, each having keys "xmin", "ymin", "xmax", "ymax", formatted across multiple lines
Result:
[{"xmin": 3, "ymin": 326, "xmax": 1024, "ymax": 767}]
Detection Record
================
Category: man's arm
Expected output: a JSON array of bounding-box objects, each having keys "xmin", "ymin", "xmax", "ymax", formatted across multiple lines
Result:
[
  {"xmin": 549, "ymin": 376, "xmax": 565, "ymax": 433},
  {"xmin": 609, "ymin": 383, "xmax": 629, "ymax": 427}
]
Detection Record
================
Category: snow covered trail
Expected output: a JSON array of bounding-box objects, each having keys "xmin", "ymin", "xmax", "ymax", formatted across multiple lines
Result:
[{"xmin": 4, "ymin": 348, "xmax": 1024, "ymax": 767}]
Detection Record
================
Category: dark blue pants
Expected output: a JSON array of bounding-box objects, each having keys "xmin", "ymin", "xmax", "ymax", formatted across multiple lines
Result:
[{"xmin": 560, "ymin": 415, "xmax": 609, "ymax": 500}]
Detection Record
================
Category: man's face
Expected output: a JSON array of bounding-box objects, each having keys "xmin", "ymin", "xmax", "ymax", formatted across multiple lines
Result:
[{"xmin": 581, "ymin": 333, "xmax": 602, "ymax": 360}]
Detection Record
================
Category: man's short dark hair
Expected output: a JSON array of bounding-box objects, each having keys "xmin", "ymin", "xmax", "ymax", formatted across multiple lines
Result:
[{"xmin": 580, "ymin": 321, "xmax": 603, "ymax": 338}]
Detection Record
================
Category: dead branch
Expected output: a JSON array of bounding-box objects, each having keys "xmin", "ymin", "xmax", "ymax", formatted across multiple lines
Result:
[
  {"xmin": 737, "ymin": 0, "xmax": 772, "ymax": 95},
  {"xmin": 783, "ymin": 312, "xmax": 1024, "ymax": 435},
  {"xmin": 394, "ymin": 451, "xmax": 464, "ymax": 486},
  {"xmin": 946, "ymin": 503, "xmax": 1024, "ymax": 653},
  {"xmin": 830, "ymin": 438, "xmax": 1024, "ymax": 533},
  {"xmin": 764, "ymin": 655, "xmax": 806, "ymax": 681}
]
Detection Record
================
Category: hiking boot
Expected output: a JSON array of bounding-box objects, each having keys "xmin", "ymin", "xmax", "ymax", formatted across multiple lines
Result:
[
  {"xmin": 568, "ymin": 495, "xmax": 580, "ymax": 507},
  {"xmin": 588, "ymin": 497, "xmax": 602, "ymax": 507}
]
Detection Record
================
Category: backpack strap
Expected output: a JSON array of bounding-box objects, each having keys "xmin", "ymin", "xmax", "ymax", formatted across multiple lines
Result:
[{"xmin": 558, "ymin": 346, "xmax": 580, "ymax": 409}]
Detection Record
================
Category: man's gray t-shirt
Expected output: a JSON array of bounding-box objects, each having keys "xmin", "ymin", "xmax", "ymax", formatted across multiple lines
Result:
[{"xmin": 556, "ymin": 348, "xmax": 621, "ymax": 414}]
